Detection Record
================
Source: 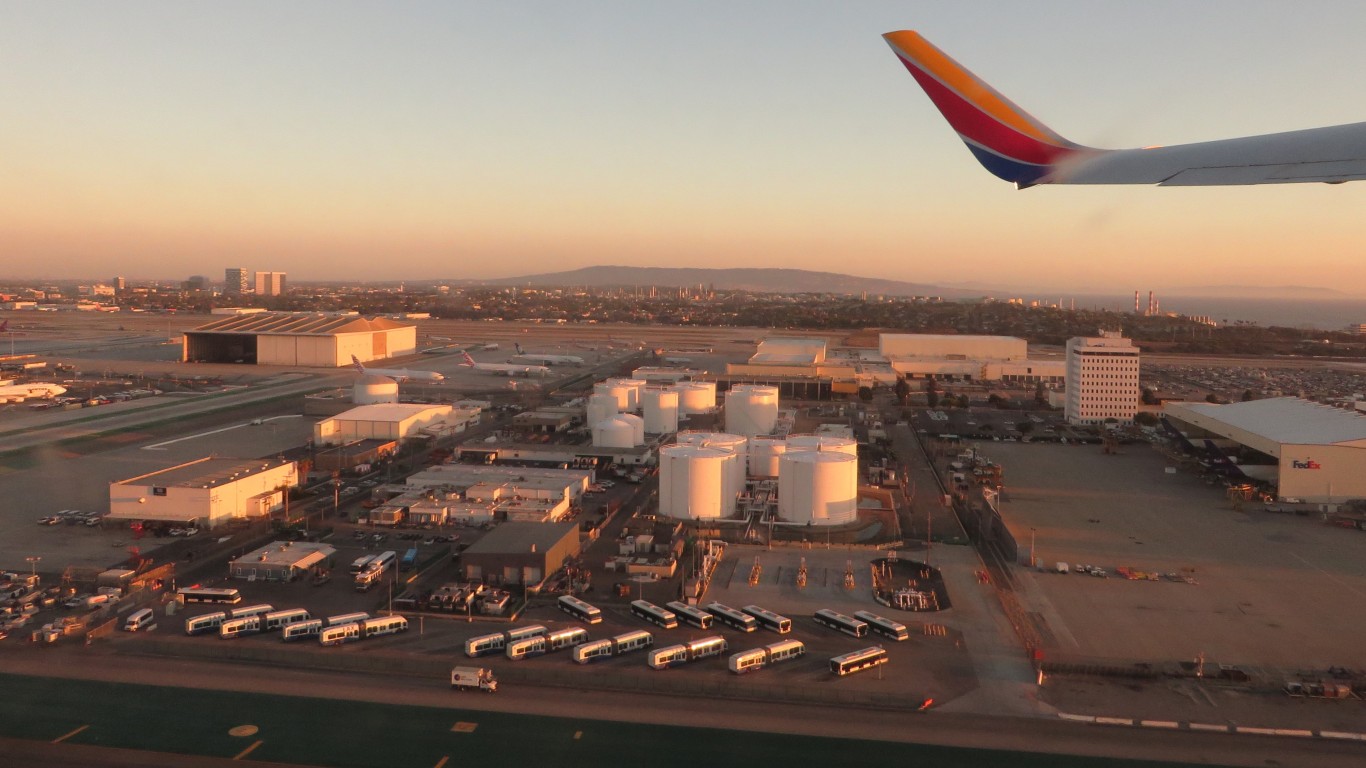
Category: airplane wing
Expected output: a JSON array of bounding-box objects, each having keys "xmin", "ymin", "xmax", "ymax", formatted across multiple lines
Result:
[{"xmin": 882, "ymin": 30, "xmax": 1366, "ymax": 188}]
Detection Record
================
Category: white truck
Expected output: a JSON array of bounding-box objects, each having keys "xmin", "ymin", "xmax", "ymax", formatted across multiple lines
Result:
[{"xmin": 450, "ymin": 666, "xmax": 497, "ymax": 693}]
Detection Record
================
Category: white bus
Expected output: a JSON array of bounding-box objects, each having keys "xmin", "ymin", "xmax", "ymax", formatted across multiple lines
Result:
[
  {"xmin": 572, "ymin": 638, "xmax": 615, "ymax": 664},
  {"xmin": 177, "ymin": 587, "xmax": 241, "ymax": 605},
  {"xmin": 727, "ymin": 639, "xmax": 806, "ymax": 674},
  {"xmin": 366, "ymin": 550, "xmax": 396, "ymax": 575},
  {"xmin": 853, "ymin": 610, "xmax": 909, "ymax": 642},
  {"xmin": 630, "ymin": 600, "xmax": 678, "ymax": 630},
  {"xmin": 326, "ymin": 612, "xmax": 370, "ymax": 627},
  {"xmin": 665, "ymin": 601, "xmax": 713, "ymax": 630},
  {"xmin": 704, "ymin": 602, "xmax": 757, "ymax": 633},
  {"xmin": 463, "ymin": 625, "xmax": 548, "ymax": 658},
  {"xmin": 230, "ymin": 603, "xmax": 275, "ymax": 619},
  {"xmin": 354, "ymin": 568, "xmax": 382, "ymax": 592},
  {"xmin": 123, "ymin": 608, "xmax": 155, "ymax": 632},
  {"xmin": 648, "ymin": 643, "xmax": 690, "ymax": 670},
  {"xmin": 813, "ymin": 609, "xmax": 869, "ymax": 639},
  {"xmin": 349, "ymin": 555, "xmax": 375, "ymax": 575},
  {"xmin": 185, "ymin": 612, "xmax": 227, "ymax": 636},
  {"xmin": 557, "ymin": 595, "xmax": 603, "ymax": 625},
  {"xmin": 506, "ymin": 627, "xmax": 589, "ymax": 660},
  {"xmin": 572, "ymin": 630, "xmax": 654, "ymax": 664},
  {"xmin": 263, "ymin": 608, "xmax": 312, "ymax": 632},
  {"xmin": 687, "ymin": 635, "xmax": 728, "ymax": 660},
  {"xmin": 319, "ymin": 622, "xmax": 363, "ymax": 647},
  {"xmin": 282, "ymin": 618, "xmax": 324, "ymax": 642},
  {"xmin": 741, "ymin": 605, "xmax": 791, "ymax": 634},
  {"xmin": 830, "ymin": 646, "xmax": 888, "ymax": 677},
  {"xmin": 361, "ymin": 615, "xmax": 408, "ymax": 638},
  {"xmin": 219, "ymin": 615, "xmax": 262, "ymax": 639}
]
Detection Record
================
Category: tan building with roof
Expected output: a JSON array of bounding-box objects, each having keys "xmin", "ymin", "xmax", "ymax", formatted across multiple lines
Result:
[
  {"xmin": 183, "ymin": 312, "xmax": 416, "ymax": 366},
  {"xmin": 108, "ymin": 457, "xmax": 299, "ymax": 529}
]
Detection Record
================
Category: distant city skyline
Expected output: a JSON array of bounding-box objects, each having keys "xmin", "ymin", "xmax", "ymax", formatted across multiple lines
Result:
[{"xmin": 4, "ymin": 2, "xmax": 1366, "ymax": 294}]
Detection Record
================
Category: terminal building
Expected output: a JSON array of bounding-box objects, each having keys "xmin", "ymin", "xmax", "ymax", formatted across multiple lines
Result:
[
  {"xmin": 1163, "ymin": 397, "xmax": 1366, "ymax": 504},
  {"xmin": 183, "ymin": 312, "xmax": 417, "ymax": 366}
]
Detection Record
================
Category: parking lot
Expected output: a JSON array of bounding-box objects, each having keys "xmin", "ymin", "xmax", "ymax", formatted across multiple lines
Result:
[{"xmin": 986, "ymin": 440, "xmax": 1366, "ymax": 670}]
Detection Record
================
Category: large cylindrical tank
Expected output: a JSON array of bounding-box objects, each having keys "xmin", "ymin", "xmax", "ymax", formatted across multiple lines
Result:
[
  {"xmin": 676, "ymin": 432, "xmax": 748, "ymax": 504},
  {"xmin": 747, "ymin": 437, "xmax": 788, "ymax": 478},
  {"xmin": 659, "ymin": 445, "xmax": 730, "ymax": 520},
  {"xmin": 725, "ymin": 385, "xmax": 780, "ymax": 437},
  {"xmin": 594, "ymin": 381, "xmax": 633, "ymax": 411},
  {"xmin": 784, "ymin": 434, "xmax": 858, "ymax": 457},
  {"xmin": 593, "ymin": 416, "xmax": 637, "ymax": 449},
  {"xmin": 778, "ymin": 451, "xmax": 858, "ymax": 525},
  {"xmin": 641, "ymin": 388, "xmax": 679, "ymax": 434},
  {"xmin": 672, "ymin": 382, "xmax": 717, "ymax": 415},
  {"xmin": 618, "ymin": 413, "xmax": 645, "ymax": 445},
  {"xmin": 586, "ymin": 393, "xmax": 618, "ymax": 428},
  {"xmin": 607, "ymin": 378, "xmax": 646, "ymax": 411},
  {"xmin": 353, "ymin": 373, "xmax": 399, "ymax": 405}
]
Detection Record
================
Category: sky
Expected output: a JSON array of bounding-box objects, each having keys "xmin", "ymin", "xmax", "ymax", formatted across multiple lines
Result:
[{"xmin": 3, "ymin": 1, "xmax": 1366, "ymax": 295}]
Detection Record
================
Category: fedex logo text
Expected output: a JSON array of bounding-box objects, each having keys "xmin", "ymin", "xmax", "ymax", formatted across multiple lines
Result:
[{"xmin": 1291, "ymin": 459, "xmax": 1321, "ymax": 470}]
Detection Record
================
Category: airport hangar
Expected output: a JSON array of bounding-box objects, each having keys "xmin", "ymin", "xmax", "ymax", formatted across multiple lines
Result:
[
  {"xmin": 1163, "ymin": 396, "xmax": 1366, "ymax": 504},
  {"xmin": 183, "ymin": 312, "xmax": 416, "ymax": 366}
]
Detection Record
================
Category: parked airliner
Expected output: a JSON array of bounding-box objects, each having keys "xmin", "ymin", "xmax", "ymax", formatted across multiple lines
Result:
[
  {"xmin": 351, "ymin": 355, "xmax": 445, "ymax": 382},
  {"xmin": 460, "ymin": 351, "xmax": 550, "ymax": 377}
]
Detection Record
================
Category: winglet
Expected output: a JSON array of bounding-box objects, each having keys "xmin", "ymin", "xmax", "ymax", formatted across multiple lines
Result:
[
  {"xmin": 351, "ymin": 354, "xmax": 365, "ymax": 374},
  {"xmin": 883, "ymin": 30, "xmax": 1087, "ymax": 187}
]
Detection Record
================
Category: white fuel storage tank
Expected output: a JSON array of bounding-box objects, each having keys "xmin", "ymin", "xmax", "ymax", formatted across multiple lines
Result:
[
  {"xmin": 659, "ymin": 445, "xmax": 730, "ymax": 520},
  {"xmin": 594, "ymin": 381, "xmax": 633, "ymax": 412},
  {"xmin": 617, "ymin": 413, "xmax": 645, "ymax": 445},
  {"xmin": 593, "ymin": 416, "xmax": 639, "ymax": 449},
  {"xmin": 724, "ymin": 385, "xmax": 779, "ymax": 437},
  {"xmin": 641, "ymin": 388, "xmax": 680, "ymax": 434},
  {"xmin": 746, "ymin": 437, "xmax": 788, "ymax": 478},
  {"xmin": 672, "ymin": 382, "xmax": 716, "ymax": 415},
  {"xmin": 784, "ymin": 434, "xmax": 858, "ymax": 457},
  {"xmin": 353, "ymin": 373, "xmax": 399, "ymax": 405},
  {"xmin": 777, "ymin": 451, "xmax": 858, "ymax": 525},
  {"xmin": 586, "ymin": 393, "xmax": 618, "ymax": 429},
  {"xmin": 676, "ymin": 432, "xmax": 747, "ymax": 505},
  {"xmin": 606, "ymin": 378, "xmax": 646, "ymax": 411}
]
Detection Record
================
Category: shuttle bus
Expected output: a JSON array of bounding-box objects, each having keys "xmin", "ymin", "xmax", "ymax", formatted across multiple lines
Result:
[
  {"xmin": 400, "ymin": 548, "xmax": 418, "ymax": 571},
  {"xmin": 648, "ymin": 643, "xmax": 690, "ymax": 670},
  {"xmin": 367, "ymin": 550, "xmax": 397, "ymax": 575},
  {"xmin": 829, "ymin": 647, "xmax": 888, "ymax": 677},
  {"xmin": 506, "ymin": 627, "xmax": 588, "ymax": 660},
  {"xmin": 177, "ymin": 587, "xmax": 241, "ymax": 605},
  {"xmin": 704, "ymin": 602, "xmax": 757, "ymax": 633},
  {"xmin": 686, "ymin": 635, "xmax": 728, "ymax": 661},
  {"xmin": 185, "ymin": 612, "xmax": 227, "ymax": 636},
  {"xmin": 218, "ymin": 615, "xmax": 262, "ymax": 639},
  {"xmin": 282, "ymin": 618, "xmax": 324, "ymax": 642},
  {"xmin": 853, "ymin": 610, "xmax": 909, "ymax": 642},
  {"xmin": 349, "ymin": 555, "xmax": 375, "ymax": 575},
  {"xmin": 665, "ymin": 601, "xmax": 713, "ymax": 629},
  {"xmin": 123, "ymin": 608, "xmax": 155, "ymax": 632},
  {"xmin": 630, "ymin": 600, "xmax": 678, "ymax": 629},
  {"xmin": 325, "ymin": 612, "xmax": 370, "ymax": 627},
  {"xmin": 463, "ymin": 625, "xmax": 548, "ymax": 658},
  {"xmin": 813, "ymin": 609, "xmax": 868, "ymax": 639},
  {"xmin": 557, "ymin": 595, "xmax": 603, "ymax": 625},
  {"xmin": 263, "ymin": 608, "xmax": 311, "ymax": 632},
  {"xmin": 741, "ymin": 605, "xmax": 791, "ymax": 634},
  {"xmin": 361, "ymin": 615, "xmax": 408, "ymax": 638},
  {"xmin": 319, "ymin": 622, "xmax": 362, "ymax": 647},
  {"xmin": 727, "ymin": 639, "xmax": 806, "ymax": 674},
  {"xmin": 230, "ymin": 603, "xmax": 275, "ymax": 620},
  {"xmin": 572, "ymin": 630, "xmax": 654, "ymax": 664}
]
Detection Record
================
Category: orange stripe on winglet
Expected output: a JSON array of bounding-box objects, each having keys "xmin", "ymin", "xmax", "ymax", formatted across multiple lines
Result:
[{"xmin": 884, "ymin": 31, "xmax": 1061, "ymax": 147}]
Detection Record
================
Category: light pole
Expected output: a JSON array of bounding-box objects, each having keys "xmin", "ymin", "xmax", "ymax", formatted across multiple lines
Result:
[
  {"xmin": 25, "ymin": 555, "xmax": 40, "ymax": 579},
  {"xmin": 1029, "ymin": 527, "xmax": 1036, "ymax": 568}
]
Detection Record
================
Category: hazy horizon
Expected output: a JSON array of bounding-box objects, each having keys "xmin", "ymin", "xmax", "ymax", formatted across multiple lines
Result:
[{"xmin": 4, "ymin": 2, "xmax": 1366, "ymax": 295}]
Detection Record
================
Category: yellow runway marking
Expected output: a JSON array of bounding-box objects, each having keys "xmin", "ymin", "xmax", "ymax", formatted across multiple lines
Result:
[
  {"xmin": 434, "ymin": 757, "xmax": 449, "ymax": 768},
  {"xmin": 52, "ymin": 725, "xmax": 89, "ymax": 743},
  {"xmin": 233, "ymin": 740, "xmax": 263, "ymax": 760},
  {"xmin": 451, "ymin": 721, "xmax": 478, "ymax": 733}
]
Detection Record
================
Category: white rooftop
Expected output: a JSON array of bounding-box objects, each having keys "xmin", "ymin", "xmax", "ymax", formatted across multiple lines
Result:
[
  {"xmin": 1174, "ymin": 397, "xmax": 1366, "ymax": 446},
  {"xmin": 334, "ymin": 403, "xmax": 450, "ymax": 421}
]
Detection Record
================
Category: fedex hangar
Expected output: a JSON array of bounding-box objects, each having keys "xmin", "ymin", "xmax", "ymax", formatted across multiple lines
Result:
[
  {"xmin": 183, "ymin": 313, "xmax": 416, "ymax": 367},
  {"xmin": 1162, "ymin": 397, "xmax": 1366, "ymax": 504}
]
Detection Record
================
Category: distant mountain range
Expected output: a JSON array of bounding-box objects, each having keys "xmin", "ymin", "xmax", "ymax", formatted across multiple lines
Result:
[{"xmin": 467, "ymin": 266, "xmax": 991, "ymax": 298}]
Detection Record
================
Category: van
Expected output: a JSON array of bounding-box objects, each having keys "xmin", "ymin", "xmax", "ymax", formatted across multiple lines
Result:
[{"xmin": 124, "ymin": 608, "xmax": 156, "ymax": 632}]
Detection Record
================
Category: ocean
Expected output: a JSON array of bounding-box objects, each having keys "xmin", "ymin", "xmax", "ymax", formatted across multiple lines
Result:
[{"xmin": 1062, "ymin": 295, "xmax": 1366, "ymax": 332}]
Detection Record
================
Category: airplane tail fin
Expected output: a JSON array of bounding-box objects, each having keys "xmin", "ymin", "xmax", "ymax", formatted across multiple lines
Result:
[
  {"xmin": 351, "ymin": 354, "xmax": 366, "ymax": 374},
  {"xmin": 882, "ymin": 30, "xmax": 1088, "ymax": 188},
  {"xmin": 515, "ymin": 343, "xmax": 523, "ymax": 355},
  {"xmin": 460, "ymin": 352, "xmax": 476, "ymax": 367}
]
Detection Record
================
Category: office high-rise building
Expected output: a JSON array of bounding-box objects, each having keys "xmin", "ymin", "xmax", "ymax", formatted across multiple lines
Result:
[
  {"xmin": 225, "ymin": 268, "xmax": 249, "ymax": 295},
  {"xmin": 254, "ymin": 271, "xmax": 287, "ymax": 296},
  {"xmin": 1065, "ymin": 331, "xmax": 1139, "ymax": 425}
]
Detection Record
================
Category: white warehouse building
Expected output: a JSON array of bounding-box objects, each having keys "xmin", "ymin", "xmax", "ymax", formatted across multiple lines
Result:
[
  {"xmin": 314, "ymin": 404, "xmax": 474, "ymax": 446},
  {"xmin": 184, "ymin": 312, "xmax": 417, "ymax": 367},
  {"xmin": 108, "ymin": 457, "xmax": 298, "ymax": 530}
]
